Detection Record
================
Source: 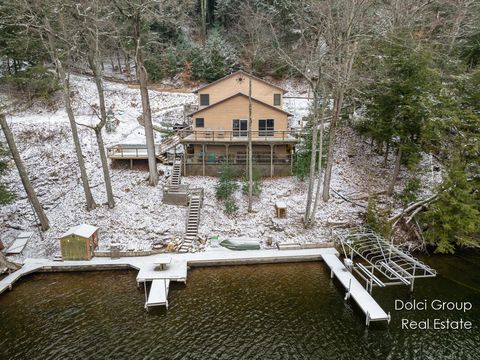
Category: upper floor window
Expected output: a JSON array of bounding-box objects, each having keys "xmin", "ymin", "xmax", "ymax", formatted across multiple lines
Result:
[
  {"xmin": 259, "ymin": 119, "xmax": 274, "ymax": 137},
  {"xmin": 273, "ymin": 94, "xmax": 281, "ymax": 106},
  {"xmin": 195, "ymin": 118, "xmax": 205, "ymax": 128},
  {"xmin": 200, "ymin": 94, "xmax": 210, "ymax": 106}
]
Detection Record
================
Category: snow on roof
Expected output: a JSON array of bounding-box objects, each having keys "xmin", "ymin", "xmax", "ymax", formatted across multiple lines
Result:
[{"xmin": 61, "ymin": 224, "xmax": 98, "ymax": 239}]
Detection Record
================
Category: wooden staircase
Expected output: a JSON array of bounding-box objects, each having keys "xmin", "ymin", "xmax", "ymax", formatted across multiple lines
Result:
[
  {"xmin": 170, "ymin": 159, "xmax": 182, "ymax": 186},
  {"xmin": 155, "ymin": 135, "xmax": 180, "ymax": 164},
  {"xmin": 178, "ymin": 193, "xmax": 202, "ymax": 253}
]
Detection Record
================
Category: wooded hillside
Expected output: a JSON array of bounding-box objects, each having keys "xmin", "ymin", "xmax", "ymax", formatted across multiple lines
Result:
[{"xmin": 0, "ymin": 0, "xmax": 478, "ymax": 254}]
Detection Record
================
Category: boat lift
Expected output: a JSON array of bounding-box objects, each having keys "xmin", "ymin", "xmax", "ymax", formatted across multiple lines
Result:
[{"xmin": 333, "ymin": 227, "xmax": 437, "ymax": 293}]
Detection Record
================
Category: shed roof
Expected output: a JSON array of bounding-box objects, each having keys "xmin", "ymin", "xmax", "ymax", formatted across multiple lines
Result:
[
  {"xmin": 193, "ymin": 70, "xmax": 287, "ymax": 94},
  {"xmin": 61, "ymin": 224, "xmax": 98, "ymax": 239},
  {"xmin": 188, "ymin": 93, "xmax": 293, "ymax": 117}
]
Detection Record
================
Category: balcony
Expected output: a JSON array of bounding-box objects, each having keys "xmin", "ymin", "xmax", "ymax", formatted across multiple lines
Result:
[{"xmin": 178, "ymin": 128, "xmax": 301, "ymax": 144}]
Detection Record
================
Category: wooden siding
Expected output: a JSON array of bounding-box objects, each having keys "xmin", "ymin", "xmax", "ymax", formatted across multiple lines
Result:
[
  {"xmin": 192, "ymin": 95, "xmax": 288, "ymax": 132},
  {"xmin": 60, "ymin": 235, "xmax": 92, "ymax": 261},
  {"xmin": 197, "ymin": 73, "xmax": 283, "ymax": 108}
]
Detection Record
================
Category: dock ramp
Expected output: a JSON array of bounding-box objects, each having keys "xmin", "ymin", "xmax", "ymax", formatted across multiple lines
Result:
[
  {"xmin": 322, "ymin": 254, "xmax": 390, "ymax": 325},
  {"xmin": 145, "ymin": 279, "xmax": 170, "ymax": 310}
]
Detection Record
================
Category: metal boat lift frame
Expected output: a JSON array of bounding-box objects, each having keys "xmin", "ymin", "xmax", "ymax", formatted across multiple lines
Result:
[{"xmin": 333, "ymin": 227, "xmax": 436, "ymax": 293}]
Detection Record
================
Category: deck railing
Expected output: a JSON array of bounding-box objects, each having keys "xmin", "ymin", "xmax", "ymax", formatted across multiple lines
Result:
[
  {"xmin": 184, "ymin": 153, "xmax": 292, "ymax": 165},
  {"xmin": 178, "ymin": 128, "xmax": 302, "ymax": 142}
]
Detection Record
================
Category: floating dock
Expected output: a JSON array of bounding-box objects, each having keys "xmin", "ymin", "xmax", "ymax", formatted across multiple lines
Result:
[{"xmin": 322, "ymin": 254, "xmax": 390, "ymax": 325}]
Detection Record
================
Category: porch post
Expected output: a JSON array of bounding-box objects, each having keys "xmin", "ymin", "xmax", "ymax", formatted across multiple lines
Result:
[
  {"xmin": 183, "ymin": 145, "xmax": 187, "ymax": 176},
  {"xmin": 202, "ymin": 144, "xmax": 206, "ymax": 176},
  {"xmin": 290, "ymin": 145, "xmax": 294, "ymax": 175},
  {"xmin": 225, "ymin": 144, "xmax": 229, "ymax": 166},
  {"xmin": 245, "ymin": 144, "xmax": 248, "ymax": 175},
  {"xmin": 270, "ymin": 144, "xmax": 274, "ymax": 178}
]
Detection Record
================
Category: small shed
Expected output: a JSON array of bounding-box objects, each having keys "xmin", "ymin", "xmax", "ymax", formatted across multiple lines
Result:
[{"xmin": 60, "ymin": 224, "xmax": 99, "ymax": 260}]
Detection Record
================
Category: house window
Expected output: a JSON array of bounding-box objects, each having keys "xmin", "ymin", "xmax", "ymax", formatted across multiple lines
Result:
[
  {"xmin": 195, "ymin": 118, "xmax": 204, "ymax": 128},
  {"xmin": 259, "ymin": 119, "xmax": 274, "ymax": 136},
  {"xmin": 233, "ymin": 119, "xmax": 248, "ymax": 137},
  {"xmin": 200, "ymin": 94, "xmax": 210, "ymax": 106},
  {"xmin": 273, "ymin": 94, "xmax": 281, "ymax": 106}
]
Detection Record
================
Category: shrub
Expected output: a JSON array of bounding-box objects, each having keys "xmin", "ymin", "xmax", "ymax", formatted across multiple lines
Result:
[
  {"xmin": 215, "ymin": 165, "xmax": 239, "ymax": 214},
  {"xmin": 365, "ymin": 195, "xmax": 392, "ymax": 239},
  {"xmin": 395, "ymin": 177, "xmax": 421, "ymax": 207}
]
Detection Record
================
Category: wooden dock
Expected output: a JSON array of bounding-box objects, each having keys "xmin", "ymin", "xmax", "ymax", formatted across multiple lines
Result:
[{"xmin": 322, "ymin": 254, "xmax": 390, "ymax": 325}]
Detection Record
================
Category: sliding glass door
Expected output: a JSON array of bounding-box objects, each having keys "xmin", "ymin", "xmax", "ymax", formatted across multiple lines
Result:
[{"xmin": 233, "ymin": 119, "xmax": 248, "ymax": 137}]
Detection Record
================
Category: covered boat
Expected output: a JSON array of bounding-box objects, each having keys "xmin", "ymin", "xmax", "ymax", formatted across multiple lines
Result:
[{"xmin": 219, "ymin": 238, "xmax": 261, "ymax": 251}]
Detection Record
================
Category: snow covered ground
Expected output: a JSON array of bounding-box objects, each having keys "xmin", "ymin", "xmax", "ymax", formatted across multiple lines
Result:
[{"xmin": 0, "ymin": 75, "xmax": 442, "ymax": 261}]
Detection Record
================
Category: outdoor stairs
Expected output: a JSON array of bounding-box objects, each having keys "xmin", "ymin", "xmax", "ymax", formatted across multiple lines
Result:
[
  {"xmin": 170, "ymin": 160, "xmax": 182, "ymax": 187},
  {"xmin": 178, "ymin": 194, "xmax": 202, "ymax": 253},
  {"xmin": 155, "ymin": 135, "xmax": 180, "ymax": 164}
]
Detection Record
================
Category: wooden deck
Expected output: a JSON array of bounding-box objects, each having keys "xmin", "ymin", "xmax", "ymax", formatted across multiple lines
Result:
[{"xmin": 178, "ymin": 129, "xmax": 300, "ymax": 144}]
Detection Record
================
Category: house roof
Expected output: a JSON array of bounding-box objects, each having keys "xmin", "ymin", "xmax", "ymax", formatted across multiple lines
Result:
[
  {"xmin": 188, "ymin": 92, "xmax": 293, "ymax": 117},
  {"xmin": 61, "ymin": 224, "xmax": 98, "ymax": 239},
  {"xmin": 193, "ymin": 70, "xmax": 287, "ymax": 94}
]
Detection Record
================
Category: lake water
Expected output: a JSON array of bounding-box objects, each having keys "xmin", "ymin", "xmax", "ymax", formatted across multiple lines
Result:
[{"xmin": 0, "ymin": 252, "xmax": 479, "ymax": 360}]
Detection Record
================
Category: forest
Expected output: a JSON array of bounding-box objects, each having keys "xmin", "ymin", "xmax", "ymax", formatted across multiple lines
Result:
[{"xmin": 0, "ymin": 0, "xmax": 479, "ymax": 255}]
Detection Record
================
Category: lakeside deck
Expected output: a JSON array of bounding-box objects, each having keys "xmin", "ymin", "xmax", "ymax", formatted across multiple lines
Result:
[{"xmin": 0, "ymin": 248, "xmax": 390, "ymax": 325}]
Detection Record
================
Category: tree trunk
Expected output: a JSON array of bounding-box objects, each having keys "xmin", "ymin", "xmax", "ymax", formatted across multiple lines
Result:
[
  {"xmin": 247, "ymin": 75, "xmax": 253, "ymax": 212},
  {"xmin": 87, "ymin": 52, "xmax": 115, "ymax": 208},
  {"xmin": 200, "ymin": 0, "xmax": 207, "ymax": 42},
  {"xmin": 134, "ymin": 14, "xmax": 158, "ymax": 186},
  {"xmin": 0, "ymin": 114, "xmax": 50, "ymax": 231},
  {"xmin": 303, "ymin": 89, "xmax": 319, "ymax": 225},
  {"xmin": 384, "ymin": 141, "xmax": 389, "ymax": 167},
  {"xmin": 309, "ymin": 95, "xmax": 326, "ymax": 224},
  {"xmin": 322, "ymin": 90, "xmax": 343, "ymax": 202},
  {"xmin": 116, "ymin": 51, "xmax": 122, "ymax": 73},
  {"xmin": 387, "ymin": 146, "xmax": 402, "ymax": 196}
]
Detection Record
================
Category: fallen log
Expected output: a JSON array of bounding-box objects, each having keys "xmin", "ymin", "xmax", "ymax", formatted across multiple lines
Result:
[
  {"xmin": 389, "ymin": 193, "xmax": 438, "ymax": 224},
  {"xmin": 0, "ymin": 253, "xmax": 21, "ymax": 273}
]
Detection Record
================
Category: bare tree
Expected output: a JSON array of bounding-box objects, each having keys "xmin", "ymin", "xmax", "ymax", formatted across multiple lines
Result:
[
  {"xmin": 19, "ymin": 3, "xmax": 98, "ymax": 210},
  {"xmin": 270, "ymin": 3, "xmax": 330, "ymax": 227},
  {"xmin": 321, "ymin": 0, "xmax": 370, "ymax": 202},
  {"xmin": 1, "ymin": 114, "xmax": 49, "ymax": 231},
  {"xmin": 115, "ymin": 1, "xmax": 159, "ymax": 186},
  {"xmin": 73, "ymin": 2, "xmax": 115, "ymax": 208},
  {"xmin": 232, "ymin": 3, "xmax": 272, "ymax": 212}
]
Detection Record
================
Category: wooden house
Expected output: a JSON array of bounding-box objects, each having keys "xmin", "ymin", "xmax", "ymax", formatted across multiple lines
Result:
[
  {"xmin": 179, "ymin": 70, "xmax": 300, "ymax": 177},
  {"xmin": 60, "ymin": 224, "xmax": 99, "ymax": 260}
]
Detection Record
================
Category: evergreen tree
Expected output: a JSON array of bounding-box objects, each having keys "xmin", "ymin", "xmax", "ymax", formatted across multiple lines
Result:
[
  {"xmin": 0, "ymin": 144, "xmax": 14, "ymax": 204},
  {"xmin": 421, "ymin": 157, "xmax": 479, "ymax": 253},
  {"xmin": 192, "ymin": 28, "xmax": 238, "ymax": 81},
  {"xmin": 360, "ymin": 39, "xmax": 441, "ymax": 195}
]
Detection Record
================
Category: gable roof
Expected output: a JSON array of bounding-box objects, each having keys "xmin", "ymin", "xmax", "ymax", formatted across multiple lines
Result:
[
  {"xmin": 61, "ymin": 224, "xmax": 98, "ymax": 238},
  {"xmin": 193, "ymin": 70, "xmax": 287, "ymax": 94},
  {"xmin": 188, "ymin": 92, "xmax": 293, "ymax": 117}
]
